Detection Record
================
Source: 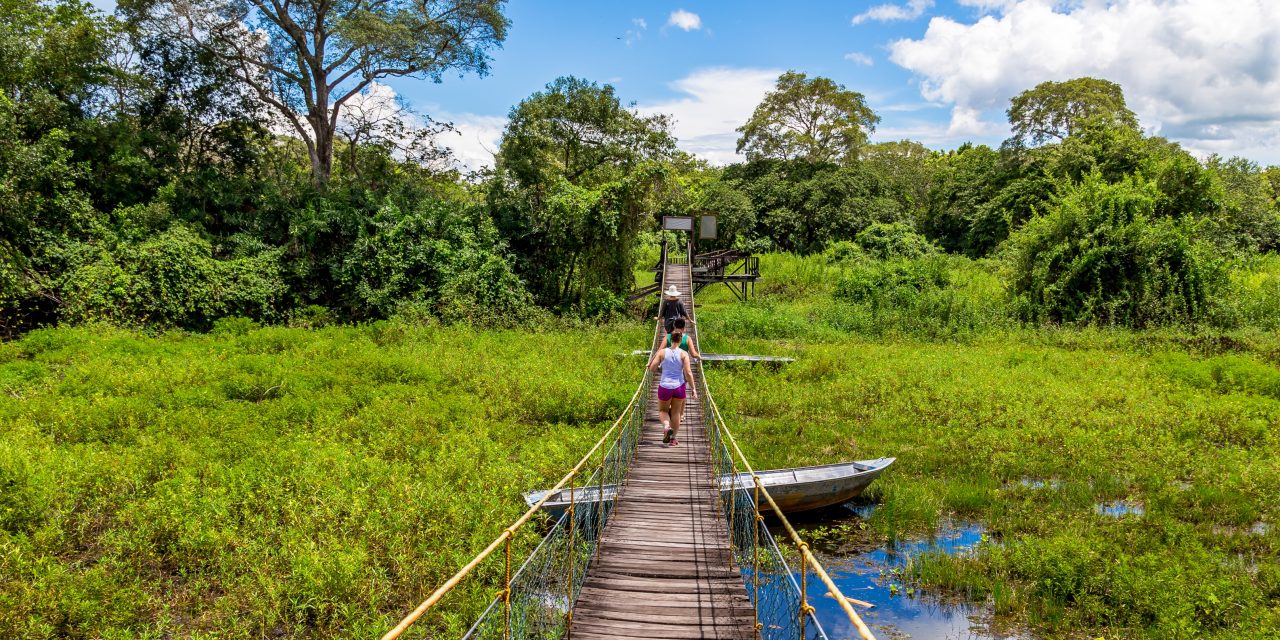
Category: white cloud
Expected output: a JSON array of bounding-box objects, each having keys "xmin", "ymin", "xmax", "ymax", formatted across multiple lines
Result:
[
  {"xmin": 844, "ymin": 52, "xmax": 875, "ymax": 66},
  {"xmin": 336, "ymin": 84, "xmax": 503, "ymax": 172},
  {"xmin": 637, "ymin": 67, "xmax": 781, "ymax": 165},
  {"xmin": 955, "ymin": 0, "xmax": 1018, "ymax": 11},
  {"xmin": 633, "ymin": 17, "xmax": 647, "ymax": 29},
  {"xmin": 888, "ymin": 0, "xmax": 1280, "ymax": 161},
  {"xmin": 853, "ymin": 0, "xmax": 934, "ymax": 25},
  {"xmin": 667, "ymin": 9, "xmax": 702, "ymax": 31},
  {"xmin": 436, "ymin": 111, "xmax": 506, "ymax": 171}
]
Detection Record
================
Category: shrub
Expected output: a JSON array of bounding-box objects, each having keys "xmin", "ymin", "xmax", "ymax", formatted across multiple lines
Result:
[
  {"xmin": 834, "ymin": 257, "xmax": 950, "ymax": 305},
  {"xmin": 823, "ymin": 240, "xmax": 867, "ymax": 264},
  {"xmin": 854, "ymin": 221, "xmax": 939, "ymax": 259},
  {"xmin": 1006, "ymin": 173, "xmax": 1222, "ymax": 327},
  {"xmin": 436, "ymin": 252, "xmax": 539, "ymax": 328},
  {"xmin": 59, "ymin": 225, "xmax": 285, "ymax": 328},
  {"xmin": 578, "ymin": 286, "xmax": 625, "ymax": 319}
]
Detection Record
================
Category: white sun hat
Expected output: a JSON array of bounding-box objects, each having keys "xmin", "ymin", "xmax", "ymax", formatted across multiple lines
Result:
[{"xmin": 664, "ymin": 285, "xmax": 680, "ymax": 297}]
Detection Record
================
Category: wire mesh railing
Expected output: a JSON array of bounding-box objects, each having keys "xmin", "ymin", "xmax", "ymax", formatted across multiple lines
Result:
[
  {"xmin": 380, "ymin": 376, "xmax": 648, "ymax": 640},
  {"xmin": 458, "ymin": 375, "xmax": 649, "ymax": 640},
  {"xmin": 684, "ymin": 258, "xmax": 877, "ymax": 640},
  {"xmin": 385, "ymin": 241, "xmax": 874, "ymax": 640}
]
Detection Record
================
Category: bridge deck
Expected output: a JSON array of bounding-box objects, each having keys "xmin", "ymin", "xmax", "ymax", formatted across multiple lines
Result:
[{"xmin": 570, "ymin": 264, "xmax": 756, "ymax": 640}]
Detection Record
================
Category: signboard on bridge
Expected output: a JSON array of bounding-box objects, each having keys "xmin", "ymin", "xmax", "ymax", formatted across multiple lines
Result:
[
  {"xmin": 699, "ymin": 215, "xmax": 717, "ymax": 240},
  {"xmin": 662, "ymin": 215, "xmax": 693, "ymax": 231}
]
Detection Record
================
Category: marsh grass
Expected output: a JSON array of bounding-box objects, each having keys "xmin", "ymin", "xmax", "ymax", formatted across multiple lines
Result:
[
  {"xmin": 4, "ymin": 250, "xmax": 1280, "ymax": 638},
  {"xmin": 0, "ymin": 321, "xmax": 649, "ymax": 639},
  {"xmin": 694, "ymin": 251, "xmax": 1280, "ymax": 638}
]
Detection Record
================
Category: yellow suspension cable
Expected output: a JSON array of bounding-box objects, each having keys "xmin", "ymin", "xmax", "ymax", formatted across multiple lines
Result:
[{"xmin": 380, "ymin": 376, "xmax": 647, "ymax": 640}]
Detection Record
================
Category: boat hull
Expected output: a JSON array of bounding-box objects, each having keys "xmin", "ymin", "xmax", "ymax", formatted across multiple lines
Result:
[{"xmin": 525, "ymin": 458, "xmax": 894, "ymax": 520}]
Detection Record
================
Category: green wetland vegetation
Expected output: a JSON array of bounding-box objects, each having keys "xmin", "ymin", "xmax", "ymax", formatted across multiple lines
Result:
[
  {"xmin": 0, "ymin": 322, "xmax": 648, "ymax": 638},
  {"xmin": 5, "ymin": 0, "xmax": 1280, "ymax": 637},
  {"xmin": 701, "ymin": 254, "xmax": 1280, "ymax": 639},
  {"xmin": 3, "ymin": 252, "xmax": 1279, "ymax": 639}
]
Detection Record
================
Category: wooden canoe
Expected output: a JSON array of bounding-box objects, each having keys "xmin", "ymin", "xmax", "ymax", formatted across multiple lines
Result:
[{"xmin": 524, "ymin": 458, "xmax": 894, "ymax": 520}]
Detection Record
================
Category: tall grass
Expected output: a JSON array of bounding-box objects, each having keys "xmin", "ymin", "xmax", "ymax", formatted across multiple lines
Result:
[
  {"xmin": 4, "ymin": 249, "xmax": 1280, "ymax": 638},
  {"xmin": 0, "ymin": 321, "xmax": 649, "ymax": 639},
  {"xmin": 696, "ymin": 255, "xmax": 1280, "ymax": 638}
]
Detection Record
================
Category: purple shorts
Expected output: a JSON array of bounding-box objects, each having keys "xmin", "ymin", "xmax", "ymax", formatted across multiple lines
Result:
[{"xmin": 658, "ymin": 384, "xmax": 687, "ymax": 401}]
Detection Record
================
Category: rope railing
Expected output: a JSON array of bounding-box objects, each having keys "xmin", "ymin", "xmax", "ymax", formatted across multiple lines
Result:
[
  {"xmin": 381, "ymin": 376, "xmax": 649, "ymax": 640},
  {"xmin": 682, "ymin": 253, "xmax": 877, "ymax": 640},
  {"xmin": 384, "ymin": 239, "xmax": 875, "ymax": 640}
]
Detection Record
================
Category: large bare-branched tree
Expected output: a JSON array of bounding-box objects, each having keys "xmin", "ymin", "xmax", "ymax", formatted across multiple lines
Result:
[{"xmin": 133, "ymin": 0, "xmax": 508, "ymax": 185}]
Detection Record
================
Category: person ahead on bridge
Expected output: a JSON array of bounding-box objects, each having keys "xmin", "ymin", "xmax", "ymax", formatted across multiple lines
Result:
[
  {"xmin": 648, "ymin": 322, "xmax": 697, "ymax": 447},
  {"xmin": 664, "ymin": 318, "xmax": 702, "ymax": 360},
  {"xmin": 657, "ymin": 285, "xmax": 693, "ymax": 335}
]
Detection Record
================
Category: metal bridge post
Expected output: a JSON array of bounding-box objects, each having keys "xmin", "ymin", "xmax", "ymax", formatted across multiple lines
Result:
[
  {"xmin": 728, "ymin": 469, "xmax": 737, "ymax": 556},
  {"xmin": 503, "ymin": 532, "xmax": 512, "ymax": 640},
  {"xmin": 595, "ymin": 461, "xmax": 605, "ymax": 563},
  {"xmin": 753, "ymin": 477, "xmax": 762, "ymax": 635},
  {"xmin": 566, "ymin": 469, "xmax": 576, "ymax": 639},
  {"xmin": 798, "ymin": 542, "xmax": 812, "ymax": 640}
]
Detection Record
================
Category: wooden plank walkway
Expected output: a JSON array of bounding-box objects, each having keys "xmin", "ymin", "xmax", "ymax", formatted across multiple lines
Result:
[{"xmin": 571, "ymin": 263, "xmax": 757, "ymax": 640}]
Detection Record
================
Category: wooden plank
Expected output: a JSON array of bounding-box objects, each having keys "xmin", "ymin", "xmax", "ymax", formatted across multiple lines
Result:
[
  {"xmin": 575, "ymin": 597, "xmax": 752, "ymax": 616},
  {"xmin": 574, "ymin": 608, "xmax": 758, "ymax": 627},
  {"xmin": 577, "ymin": 587, "xmax": 747, "ymax": 608},
  {"xmin": 571, "ymin": 620, "xmax": 757, "ymax": 640}
]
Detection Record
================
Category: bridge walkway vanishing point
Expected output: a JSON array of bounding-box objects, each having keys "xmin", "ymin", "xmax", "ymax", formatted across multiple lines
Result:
[{"xmin": 569, "ymin": 263, "xmax": 757, "ymax": 640}]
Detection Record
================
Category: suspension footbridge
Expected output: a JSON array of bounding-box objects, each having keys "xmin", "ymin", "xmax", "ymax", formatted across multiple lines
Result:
[
  {"xmin": 383, "ymin": 245, "xmax": 876, "ymax": 640},
  {"xmin": 571, "ymin": 260, "xmax": 754, "ymax": 639}
]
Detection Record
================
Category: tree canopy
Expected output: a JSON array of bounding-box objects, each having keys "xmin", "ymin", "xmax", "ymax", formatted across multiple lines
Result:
[
  {"xmin": 136, "ymin": 0, "xmax": 509, "ymax": 185},
  {"xmin": 490, "ymin": 76, "xmax": 678, "ymax": 308},
  {"xmin": 735, "ymin": 71, "xmax": 879, "ymax": 164},
  {"xmin": 1, "ymin": 2, "xmax": 1278, "ymax": 337},
  {"xmin": 1007, "ymin": 77, "xmax": 1139, "ymax": 147}
]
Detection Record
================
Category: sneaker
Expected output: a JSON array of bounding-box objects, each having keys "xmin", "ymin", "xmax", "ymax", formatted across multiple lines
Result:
[
  {"xmin": 663, "ymin": 428, "xmax": 673, "ymax": 444},
  {"xmin": 670, "ymin": 438, "xmax": 679, "ymax": 447}
]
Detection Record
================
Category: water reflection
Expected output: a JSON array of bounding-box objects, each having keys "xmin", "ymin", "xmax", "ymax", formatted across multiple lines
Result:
[
  {"xmin": 783, "ymin": 504, "xmax": 1027, "ymax": 640},
  {"xmin": 1095, "ymin": 501, "xmax": 1144, "ymax": 517}
]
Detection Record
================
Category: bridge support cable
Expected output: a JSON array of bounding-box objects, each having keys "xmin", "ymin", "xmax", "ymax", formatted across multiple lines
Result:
[{"xmin": 682, "ymin": 242, "xmax": 877, "ymax": 640}]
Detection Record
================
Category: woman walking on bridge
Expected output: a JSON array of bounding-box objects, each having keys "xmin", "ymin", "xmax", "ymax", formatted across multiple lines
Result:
[
  {"xmin": 657, "ymin": 285, "xmax": 692, "ymax": 335},
  {"xmin": 664, "ymin": 318, "xmax": 702, "ymax": 360},
  {"xmin": 648, "ymin": 323, "xmax": 697, "ymax": 447}
]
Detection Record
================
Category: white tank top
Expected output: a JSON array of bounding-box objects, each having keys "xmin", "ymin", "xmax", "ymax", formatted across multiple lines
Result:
[{"xmin": 658, "ymin": 347, "xmax": 685, "ymax": 389}]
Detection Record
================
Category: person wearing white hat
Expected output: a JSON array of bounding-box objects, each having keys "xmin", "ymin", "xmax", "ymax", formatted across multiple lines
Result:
[{"xmin": 656, "ymin": 285, "xmax": 692, "ymax": 335}]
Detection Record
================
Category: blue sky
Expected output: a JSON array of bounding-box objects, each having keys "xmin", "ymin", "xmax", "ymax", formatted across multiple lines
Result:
[{"xmin": 91, "ymin": 0, "xmax": 1280, "ymax": 168}]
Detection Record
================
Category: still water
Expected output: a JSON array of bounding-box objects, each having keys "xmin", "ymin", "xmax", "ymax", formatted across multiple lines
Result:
[{"xmin": 783, "ymin": 505, "xmax": 1027, "ymax": 640}]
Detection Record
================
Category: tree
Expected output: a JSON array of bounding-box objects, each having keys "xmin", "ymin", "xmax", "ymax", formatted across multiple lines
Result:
[
  {"xmin": 735, "ymin": 71, "xmax": 879, "ymax": 164},
  {"xmin": 490, "ymin": 76, "xmax": 677, "ymax": 307},
  {"xmin": 861, "ymin": 140, "xmax": 936, "ymax": 217},
  {"xmin": 0, "ymin": 0, "xmax": 114, "ymax": 332},
  {"xmin": 497, "ymin": 77, "xmax": 674, "ymax": 188},
  {"xmin": 723, "ymin": 159, "xmax": 902, "ymax": 254},
  {"xmin": 136, "ymin": 0, "xmax": 508, "ymax": 185},
  {"xmin": 1007, "ymin": 77, "xmax": 1139, "ymax": 147}
]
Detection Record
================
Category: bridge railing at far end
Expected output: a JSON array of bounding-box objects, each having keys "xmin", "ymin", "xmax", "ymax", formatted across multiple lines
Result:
[{"xmin": 684, "ymin": 250, "xmax": 877, "ymax": 640}]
